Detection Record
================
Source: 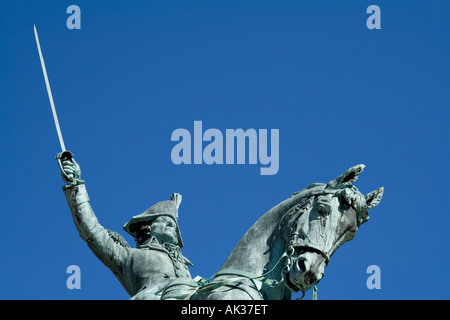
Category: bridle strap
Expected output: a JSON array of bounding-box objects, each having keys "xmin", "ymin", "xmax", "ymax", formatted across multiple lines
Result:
[{"xmin": 212, "ymin": 252, "xmax": 288, "ymax": 288}]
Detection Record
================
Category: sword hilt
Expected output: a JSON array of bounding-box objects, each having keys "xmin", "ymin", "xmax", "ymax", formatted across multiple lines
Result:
[{"xmin": 55, "ymin": 150, "xmax": 74, "ymax": 182}]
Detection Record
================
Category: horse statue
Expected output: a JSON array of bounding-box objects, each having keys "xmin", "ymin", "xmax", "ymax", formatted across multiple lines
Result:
[
  {"xmin": 60, "ymin": 154, "xmax": 383, "ymax": 300},
  {"xmin": 164, "ymin": 164, "xmax": 384, "ymax": 300}
]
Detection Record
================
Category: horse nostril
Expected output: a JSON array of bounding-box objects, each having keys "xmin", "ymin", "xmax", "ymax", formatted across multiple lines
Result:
[
  {"xmin": 304, "ymin": 271, "xmax": 317, "ymax": 286},
  {"xmin": 297, "ymin": 258, "xmax": 306, "ymax": 271}
]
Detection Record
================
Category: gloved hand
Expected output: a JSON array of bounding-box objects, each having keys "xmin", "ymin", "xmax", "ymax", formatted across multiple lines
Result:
[
  {"xmin": 61, "ymin": 157, "xmax": 81, "ymax": 184},
  {"xmin": 55, "ymin": 151, "xmax": 83, "ymax": 186}
]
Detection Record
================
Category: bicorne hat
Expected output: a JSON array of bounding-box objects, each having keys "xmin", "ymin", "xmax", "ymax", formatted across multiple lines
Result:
[{"xmin": 123, "ymin": 193, "xmax": 184, "ymax": 247}]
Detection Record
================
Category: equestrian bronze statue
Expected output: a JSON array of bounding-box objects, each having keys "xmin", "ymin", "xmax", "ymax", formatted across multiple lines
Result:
[{"xmin": 59, "ymin": 155, "xmax": 383, "ymax": 300}]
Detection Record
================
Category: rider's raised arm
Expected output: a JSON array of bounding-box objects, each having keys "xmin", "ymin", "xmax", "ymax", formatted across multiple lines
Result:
[{"xmin": 60, "ymin": 156, "xmax": 130, "ymax": 276}]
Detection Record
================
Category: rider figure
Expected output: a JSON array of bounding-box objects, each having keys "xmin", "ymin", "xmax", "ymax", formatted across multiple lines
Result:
[{"xmin": 60, "ymin": 155, "xmax": 197, "ymax": 299}]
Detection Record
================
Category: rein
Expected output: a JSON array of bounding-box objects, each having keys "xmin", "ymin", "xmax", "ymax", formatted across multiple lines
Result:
[
  {"xmin": 162, "ymin": 193, "xmax": 326, "ymax": 300},
  {"xmin": 211, "ymin": 251, "xmax": 288, "ymax": 288},
  {"xmin": 199, "ymin": 196, "xmax": 316, "ymax": 297}
]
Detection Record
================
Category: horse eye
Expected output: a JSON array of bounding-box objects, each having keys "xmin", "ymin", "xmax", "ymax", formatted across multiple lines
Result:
[{"xmin": 317, "ymin": 205, "xmax": 328, "ymax": 215}]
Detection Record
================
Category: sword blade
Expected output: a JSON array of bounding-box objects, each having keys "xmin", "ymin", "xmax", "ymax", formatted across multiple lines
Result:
[{"xmin": 34, "ymin": 25, "xmax": 66, "ymax": 152}]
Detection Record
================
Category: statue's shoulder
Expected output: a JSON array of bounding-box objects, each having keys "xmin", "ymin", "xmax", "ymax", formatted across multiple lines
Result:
[{"xmin": 106, "ymin": 229, "xmax": 131, "ymax": 249}]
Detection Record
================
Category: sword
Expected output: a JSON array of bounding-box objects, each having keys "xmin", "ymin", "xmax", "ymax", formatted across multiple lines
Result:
[{"xmin": 34, "ymin": 25, "xmax": 74, "ymax": 181}]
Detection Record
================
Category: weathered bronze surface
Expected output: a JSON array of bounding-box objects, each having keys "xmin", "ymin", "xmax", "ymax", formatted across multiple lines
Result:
[{"xmin": 60, "ymin": 155, "xmax": 383, "ymax": 299}]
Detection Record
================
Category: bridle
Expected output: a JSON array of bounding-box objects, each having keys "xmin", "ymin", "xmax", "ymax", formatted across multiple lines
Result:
[
  {"xmin": 193, "ymin": 192, "xmax": 339, "ymax": 298},
  {"xmin": 207, "ymin": 195, "xmax": 325, "ymax": 295}
]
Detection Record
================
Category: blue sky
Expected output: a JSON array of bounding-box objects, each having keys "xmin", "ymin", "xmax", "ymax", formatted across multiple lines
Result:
[{"xmin": 0, "ymin": 1, "xmax": 449, "ymax": 299}]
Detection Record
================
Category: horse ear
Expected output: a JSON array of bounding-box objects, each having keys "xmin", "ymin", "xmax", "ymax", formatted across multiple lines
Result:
[
  {"xmin": 365, "ymin": 187, "xmax": 384, "ymax": 209},
  {"xmin": 171, "ymin": 193, "xmax": 182, "ymax": 209},
  {"xmin": 328, "ymin": 164, "xmax": 365, "ymax": 188}
]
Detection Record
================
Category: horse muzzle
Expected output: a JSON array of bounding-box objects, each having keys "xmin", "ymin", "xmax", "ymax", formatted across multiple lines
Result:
[{"xmin": 285, "ymin": 247, "xmax": 327, "ymax": 292}]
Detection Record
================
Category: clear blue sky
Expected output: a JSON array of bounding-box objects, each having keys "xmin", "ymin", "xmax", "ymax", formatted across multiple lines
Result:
[{"xmin": 0, "ymin": 1, "xmax": 449, "ymax": 299}]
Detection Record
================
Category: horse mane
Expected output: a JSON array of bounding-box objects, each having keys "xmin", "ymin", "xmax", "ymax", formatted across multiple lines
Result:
[
  {"xmin": 288, "ymin": 180, "xmax": 370, "ymax": 228},
  {"xmin": 279, "ymin": 193, "xmax": 315, "ymax": 233}
]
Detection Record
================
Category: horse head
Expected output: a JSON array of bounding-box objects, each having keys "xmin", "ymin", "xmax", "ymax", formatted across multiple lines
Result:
[
  {"xmin": 280, "ymin": 164, "xmax": 384, "ymax": 293},
  {"xmin": 191, "ymin": 164, "xmax": 383, "ymax": 300}
]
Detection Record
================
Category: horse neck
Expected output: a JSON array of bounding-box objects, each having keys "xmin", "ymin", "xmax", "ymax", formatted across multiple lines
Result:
[
  {"xmin": 218, "ymin": 190, "xmax": 316, "ymax": 299},
  {"xmin": 220, "ymin": 210, "xmax": 282, "ymax": 274},
  {"xmin": 220, "ymin": 193, "xmax": 306, "ymax": 277}
]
